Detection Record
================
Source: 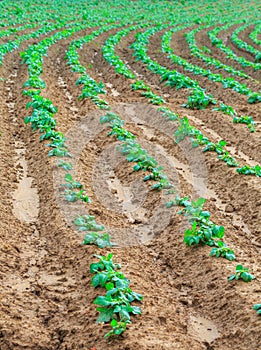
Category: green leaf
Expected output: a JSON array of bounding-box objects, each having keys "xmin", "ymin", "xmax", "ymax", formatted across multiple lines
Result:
[
  {"xmin": 241, "ymin": 272, "xmax": 255, "ymax": 282},
  {"xmin": 93, "ymin": 295, "xmax": 111, "ymax": 306},
  {"xmin": 253, "ymin": 304, "xmax": 261, "ymax": 310},
  {"xmin": 105, "ymin": 282, "xmax": 115, "ymax": 291},
  {"xmin": 228, "ymin": 274, "xmax": 235, "ymax": 281},
  {"xmin": 133, "ymin": 164, "xmax": 141, "ymax": 171},
  {"xmin": 236, "ymin": 264, "xmax": 244, "ymax": 271},
  {"xmin": 96, "ymin": 307, "xmax": 114, "ymax": 323},
  {"xmin": 111, "ymin": 319, "xmax": 118, "ymax": 327},
  {"xmin": 65, "ymin": 173, "xmax": 73, "ymax": 182},
  {"xmin": 225, "ymin": 252, "xmax": 236, "ymax": 261},
  {"xmin": 91, "ymin": 274, "xmax": 102, "ymax": 288},
  {"xmin": 91, "ymin": 272, "xmax": 108, "ymax": 288}
]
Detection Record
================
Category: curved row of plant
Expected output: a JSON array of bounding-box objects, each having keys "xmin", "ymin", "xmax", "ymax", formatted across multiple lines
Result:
[
  {"xmin": 66, "ymin": 26, "xmax": 257, "ymax": 288},
  {"xmin": 185, "ymin": 23, "xmax": 252, "ymax": 79},
  {"xmin": 230, "ymin": 22, "xmax": 261, "ymax": 62},
  {"xmin": 162, "ymin": 25, "xmax": 259, "ymax": 103},
  {"xmin": 67, "ymin": 26, "xmax": 236, "ymax": 170},
  {"xmin": 65, "ymin": 23, "xmax": 260, "ymax": 313},
  {"xmin": 20, "ymin": 21, "xmax": 145, "ymax": 339},
  {"xmin": 208, "ymin": 22, "xmax": 261, "ymax": 71},
  {"xmin": 161, "ymin": 26, "xmax": 260, "ymax": 117},
  {"xmin": 98, "ymin": 26, "xmax": 260, "ymax": 175},
  {"xmin": 2, "ymin": 0, "xmax": 259, "ymax": 334},
  {"xmin": 131, "ymin": 25, "xmax": 260, "ymax": 117},
  {"xmin": 249, "ymin": 23, "xmax": 261, "ymax": 46}
]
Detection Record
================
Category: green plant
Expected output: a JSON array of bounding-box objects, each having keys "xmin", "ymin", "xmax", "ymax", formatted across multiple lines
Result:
[
  {"xmin": 233, "ymin": 115, "xmax": 255, "ymax": 132},
  {"xmin": 56, "ymin": 160, "xmax": 72, "ymax": 171},
  {"xmin": 228, "ymin": 265, "xmax": 255, "ymax": 282},
  {"xmin": 74, "ymin": 215, "xmax": 105, "ymax": 231},
  {"xmin": 158, "ymin": 107, "xmax": 179, "ymax": 121},
  {"xmin": 210, "ymin": 241, "xmax": 235, "ymax": 260},
  {"xmin": 236, "ymin": 165, "xmax": 261, "ymax": 177},
  {"xmin": 100, "ymin": 112, "xmax": 173, "ymax": 190},
  {"xmin": 183, "ymin": 88, "xmax": 217, "ymax": 110},
  {"xmin": 63, "ymin": 189, "xmax": 90, "ymax": 203},
  {"xmin": 131, "ymin": 80, "xmax": 150, "ymax": 91},
  {"xmin": 90, "ymin": 253, "xmax": 143, "ymax": 338},
  {"xmin": 213, "ymin": 103, "xmax": 237, "ymax": 117},
  {"xmin": 83, "ymin": 232, "xmax": 113, "ymax": 248},
  {"xmin": 62, "ymin": 173, "xmax": 82, "ymax": 189},
  {"xmin": 104, "ymin": 319, "xmax": 130, "ymax": 338},
  {"xmin": 253, "ymin": 304, "xmax": 261, "ymax": 315}
]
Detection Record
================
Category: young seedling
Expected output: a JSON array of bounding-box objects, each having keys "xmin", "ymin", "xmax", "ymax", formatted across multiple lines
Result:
[
  {"xmin": 104, "ymin": 319, "xmax": 130, "ymax": 338},
  {"xmin": 213, "ymin": 103, "xmax": 237, "ymax": 117},
  {"xmin": 183, "ymin": 88, "xmax": 217, "ymax": 110},
  {"xmin": 236, "ymin": 165, "xmax": 261, "ymax": 177},
  {"xmin": 90, "ymin": 253, "xmax": 143, "ymax": 338},
  {"xmin": 83, "ymin": 232, "xmax": 113, "ymax": 248},
  {"xmin": 61, "ymin": 175, "xmax": 89, "ymax": 201},
  {"xmin": 210, "ymin": 241, "xmax": 236, "ymax": 261},
  {"xmin": 48, "ymin": 146, "xmax": 71, "ymax": 158},
  {"xmin": 56, "ymin": 159, "xmax": 72, "ymax": 171},
  {"xmin": 63, "ymin": 189, "xmax": 90, "ymax": 203},
  {"xmin": 62, "ymin": 173, "xmax": 82, "ymax": 189},
  {"xmin": 74, "ymin": 215, "xmax": 105, "ymax": 231},
  {"xmin": 233, "ymin": 115, "xmax": 256, "ymax": 132},
  {"xmin": 228, "ymin": 265, "xmax": 255, "ymax": 282}
]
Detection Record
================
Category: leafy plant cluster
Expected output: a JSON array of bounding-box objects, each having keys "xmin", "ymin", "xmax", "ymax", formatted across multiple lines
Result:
[
  {"xmin": 166, "ymin": 196, "xmax": 236, "ymax": 260},
  {"xmin": 74, "ymin": 214, "xmax": 113, "ymax": 248},
  {"xmin": 61, "ymin": 173, "xmax": 90, "ymax": 203},
  {"xmin": 163, "ymin": 110, "xmax": 238, "ymax": 167},
  {"xmin": 236, "ymin": 165, "xmax": 261, "ymax": 177},
  {"xmin": 66, "ymin": 24, "xmax": 122, "ymax": 109},
  {"xmin": 23, "ymin": 89, "xmax": 71, "ymax": 157},
  {"xmin": 90, "ymin": 253, "xmax": 143, "ymax": 338},
  {"xmin": 228, "ymin": 264, "xmax": 255, "ymax": 282},
  {"xmin": 159, "ymin": 107, "xmax": 261, "ymax": 176},
  {"xmin": 233, "ymin": 115, "xmax": 256, "ymax": 132},
  {"xmin": 183, "ymin": 87, "xmax": 217, "ymax": 109},
  {"xmin": 253, "ymin": 303, "xmax": 261, "ymax": 315},
  {"xmin": 166, "ymin": 195, "xmax": 255, "ymax": 282},
  {"xmin": 100, "ymin": 112, "xmax": 174, "ymax": 190},
  {"xmin": 131, "ymin": 80, "xmax": 165, "ymax": 105}
]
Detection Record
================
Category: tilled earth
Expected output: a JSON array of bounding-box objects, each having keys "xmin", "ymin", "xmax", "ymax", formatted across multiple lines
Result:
[{"xmin": 0, "ymin": 20, "xmax": 260, "ymax": 350}]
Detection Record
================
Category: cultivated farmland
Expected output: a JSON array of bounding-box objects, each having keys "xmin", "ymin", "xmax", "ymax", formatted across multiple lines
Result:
[{"xmin": 0, "ymin": 1, "xmax": 260, "ymax": 349}]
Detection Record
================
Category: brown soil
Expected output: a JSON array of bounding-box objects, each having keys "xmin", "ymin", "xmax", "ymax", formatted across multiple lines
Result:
[{"xmin": 0, "ymin": 19, "xmax": 260, "ymax": 350}]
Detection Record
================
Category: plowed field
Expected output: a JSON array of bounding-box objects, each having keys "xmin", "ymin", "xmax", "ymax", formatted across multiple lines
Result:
[{"xmin": 0, "ymin": 1, "xmax": 260, "ymax": 349}]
